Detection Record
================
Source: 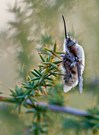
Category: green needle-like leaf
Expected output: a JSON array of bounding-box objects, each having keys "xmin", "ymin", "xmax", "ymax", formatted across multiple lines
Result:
[
  {"xmin": 34, "ymin": 69, "xmax": 41, "ymax": 76},
  {"xmin": 53, "ymin": 42, "xmax": 57, "ymax": 52},
  {"xmin": 31, "ymin": 70, "xmax": 40, "ymax": 77},
  {"xmin": 39, "ymin": 54, "xmax": 45, "ymax": 62}
]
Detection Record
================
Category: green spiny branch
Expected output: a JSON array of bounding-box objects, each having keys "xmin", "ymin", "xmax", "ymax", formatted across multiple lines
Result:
[{"xmin": 0, "ymin": 43, "xmax": 99, "ymax": 134}]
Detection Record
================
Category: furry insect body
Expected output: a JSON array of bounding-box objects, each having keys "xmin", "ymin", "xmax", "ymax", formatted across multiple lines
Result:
[
  {"xmin": 62, "ymin": 15, "xmax": 85, "ymax": 93},
  {"xmin": 61, "ymin": 42, "xmax": 85, "ymax": 93},
  {"xmin": 62, "ymin": 51, "xmax": 78, "ymax": 91}
]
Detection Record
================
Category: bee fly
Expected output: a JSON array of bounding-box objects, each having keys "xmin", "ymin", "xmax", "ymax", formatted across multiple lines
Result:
[{"xmin": 61, "ymin": 15, "xmax": 85, "ymax": 93}]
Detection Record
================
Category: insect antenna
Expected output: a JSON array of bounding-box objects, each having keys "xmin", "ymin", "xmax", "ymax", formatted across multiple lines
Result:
[{"xmin": 62, "ymin": 15, "xmax": 68, "ymax": 39}]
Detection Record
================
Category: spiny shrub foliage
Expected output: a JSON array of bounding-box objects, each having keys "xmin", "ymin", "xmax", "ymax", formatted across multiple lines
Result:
[
  {"xmin": 1, "ymin": 43, "xmax": 98, "ymax": 135},
  {"xmin": 10, "ymin": 43, "xmax": 64, "ymax": 134}
]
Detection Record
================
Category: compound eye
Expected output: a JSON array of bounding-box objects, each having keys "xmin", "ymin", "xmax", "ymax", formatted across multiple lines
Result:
[{"xmin": 67, "ymin": 38, "xmax": 71, "ymax": 44}]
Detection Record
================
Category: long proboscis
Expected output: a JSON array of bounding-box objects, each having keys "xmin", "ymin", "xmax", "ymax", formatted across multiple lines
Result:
[{"xmin": 62, "ymin": 15, "xmax": 67, "ymax": 39}]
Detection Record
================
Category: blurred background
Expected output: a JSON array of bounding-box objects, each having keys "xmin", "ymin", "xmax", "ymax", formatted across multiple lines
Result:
[{"xmin": 0, "ymin": 0, "xmax": 99, "ymax": 135}]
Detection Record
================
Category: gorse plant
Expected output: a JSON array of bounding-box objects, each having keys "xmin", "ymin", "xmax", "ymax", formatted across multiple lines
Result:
[
  {"xmin": 8, "ymin": 2, "xmax": 34, "ymax": 80},
  {"xmin": 1, "ymin": 0, "xmax": 99, "ymax": 134},
  {"xmin": 9, "ymin": 43, "xmax": 63, "ymax": 134},
  {"xmin": 1, "ymin": 43, "xmax": 99, "ymax": 135}
]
